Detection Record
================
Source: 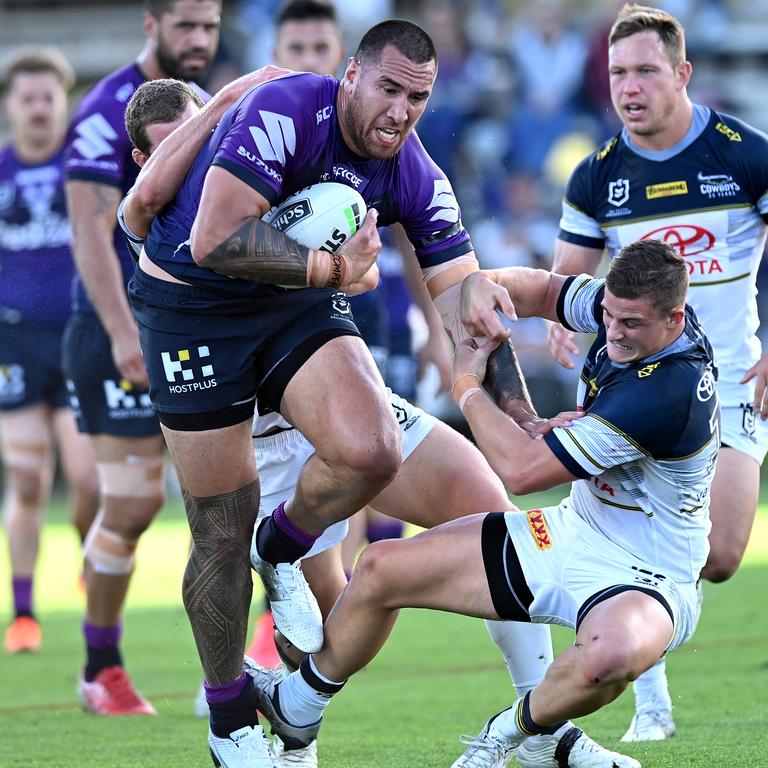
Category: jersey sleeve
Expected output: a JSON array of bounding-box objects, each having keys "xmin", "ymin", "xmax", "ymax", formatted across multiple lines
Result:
[
  {"xmin": 64, "ymin": 86, "xmax": 135, "ymax": 188},
  {"xmin": 395, "ymin": 133, "xmax": 473, "ymax": 268},
  {"xmin": 558, "ymin": 152, "xmax": 606, "ymax": 249},
  {"xmin": 116, "ymin": 194, "xmax": 144, "ymax": 262},
  {"xmin": 724, "ymin": 114, "xmax": 768, "ymax": 222},
  {"xmin": 211, "ymin": 74, "xmax": 313, "ymax": 207},
  {"xmin": 555, "ymin": 274, "xmax": 604, "ymax": 333}
]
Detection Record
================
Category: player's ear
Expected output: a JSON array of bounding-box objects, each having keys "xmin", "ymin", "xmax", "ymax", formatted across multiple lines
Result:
[
  {"xmin": 668, "ymin": 306, "xmax": 685, "ymax": 327},
  {"xmin": 143, "ymin": 11, "xmax": 157, "ymax": 39},
  {"xmin": 132, "ymin": 147, "xmax": 149, "ymax": 169},
  {"xmin": 342, "ymin": 56, "xmax": 358, "ymax": 91},
  {"xmin": 676, "ymin": 60, "xmax": 692, "ymax": 90}
]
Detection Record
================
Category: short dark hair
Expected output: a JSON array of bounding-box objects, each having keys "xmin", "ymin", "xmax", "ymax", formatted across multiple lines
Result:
[
  {"xmin": 277, "ymin": 0, "xmax": 337, "ymax": 27},
  {"xmin": 1, "ymin": 47, "xmax": 75, "ymax": 95},
  {"xmin": 355, "ymin": 19, "xmax": 437, "ymax": 68},
  {"xmin": 609, "ymin": 4, "xmax": 686, "ymax": 68},
  {"xmin": 606, "ymin": 239, "xmax": 688, "ymax": 315},
  {"xmin": 125, "ymin": 79, "xmax": 204, "ymax": 155},
  {"xmin": 144, "ymin": 0, "xmax": 221, "ymax": 19}
]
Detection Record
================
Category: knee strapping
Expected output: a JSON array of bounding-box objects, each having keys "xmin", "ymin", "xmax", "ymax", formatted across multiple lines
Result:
[
  {"xmin": 82, "ymin": 512, "xmax": 138, "ymax": 575},
  {"xmin": 97, "ymin": 456, "xmax": 164, "ymax": 499}
]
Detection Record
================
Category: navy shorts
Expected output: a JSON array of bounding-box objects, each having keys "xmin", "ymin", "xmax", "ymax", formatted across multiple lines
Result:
[
  {"xmin": 128, "ymin": 268, "xmax": 361, "ymax": 431},
  {"xmin": 0, "ymin": 318, "xmax": 70, "ymax": 411},
  {"xmin": 61, "ymin": 312, "xmax": 160, "ymax": 437}
]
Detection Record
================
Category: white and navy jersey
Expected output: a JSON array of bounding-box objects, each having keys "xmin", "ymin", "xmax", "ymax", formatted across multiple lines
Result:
[
  {"xmin": 559, "ymin": 105, "xmax": 768, "ymax": 406},
  {"xmin": 544, "ymin": 274, "xmax": 719, "ymax": 584}
]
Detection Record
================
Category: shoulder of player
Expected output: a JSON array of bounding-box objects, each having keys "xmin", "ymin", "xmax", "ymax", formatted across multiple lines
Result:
[
  {"xmin": 69, "ymin": 63, "xmax": 143, "ymax": 124},
  {"xmin": 705, "ymin": 108, "xmax": 768, "ymax": 151},
  {"xmin": 0, "ymin": 144, "xmax": 13, "ymax": 168}
]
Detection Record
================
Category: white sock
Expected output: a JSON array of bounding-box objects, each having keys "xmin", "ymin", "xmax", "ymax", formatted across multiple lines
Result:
[
  {"xmin": 485, "ymin": 620, "xmax": 554, "ymax": 696},
  {"xmin": 275, "ymin": 657, "xmax": 340, "ymax": 726},
  {"xmin": 633, "ymin": 657, "xmax": 672, "ymax": 713}
]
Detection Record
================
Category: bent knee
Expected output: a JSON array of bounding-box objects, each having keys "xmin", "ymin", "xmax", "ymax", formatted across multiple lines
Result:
[
  {"xmin": 580, "ymin": 642, "xmax": 641, "ymax": 687},
  {"xmin": 8, "ymin": 468, "xmax": 47, "ymax": 507},
  {"xmin": 348, "ymin": 540, "xmax": 402, "ymax": 606},
  {"xmin": 327, "ymin": 433, "xmax": 401, "ymax": 488}
]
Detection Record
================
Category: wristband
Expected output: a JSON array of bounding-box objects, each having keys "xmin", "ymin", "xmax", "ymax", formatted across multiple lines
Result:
[
  {"xmin": 451, "ymin": 373, "xmax": 482, "ymax": 403},
  {"xmin": 307, "ymin": 249, "xmax": 352, "ymax": 288},
  {"xmin": 458, "ymin": 387, "xmax": 483, "ymax": 413}
]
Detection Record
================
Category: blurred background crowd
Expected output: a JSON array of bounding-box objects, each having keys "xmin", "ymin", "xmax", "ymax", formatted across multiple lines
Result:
[{"xmin": 2, "ymin": 0, "xmax": 768, "ymax": 418}]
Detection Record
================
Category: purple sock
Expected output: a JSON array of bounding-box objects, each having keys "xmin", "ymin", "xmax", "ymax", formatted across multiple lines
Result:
[
  {"xmin": 366, "ymin": 520, "xmax": 405, "ymax": 543},
  {"xmin": 12, "ymin": 576, "xmax": 33, "ymax": 616},
  {"xmin": 83, "ymin": 620, "xmax": 122, "ymax": 649},
  {"xmin": 205, "ymin": 672, "xmax": 248, "ymax": 705},
  {"xmin": 273, "ymin": 502, "xmax": 319, "ymax": 548}
]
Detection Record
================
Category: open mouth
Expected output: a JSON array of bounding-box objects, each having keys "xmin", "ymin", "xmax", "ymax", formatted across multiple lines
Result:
[{"xmin": 375, "ymin": 127, "xmax": 399, "ymax": 144}]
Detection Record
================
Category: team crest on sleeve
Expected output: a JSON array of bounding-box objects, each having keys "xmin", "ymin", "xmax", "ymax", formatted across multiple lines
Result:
[
  {"xmin": 427, "ymin": 180, "xmax": 460, "ymax": 223},
  {"xmin": 72, "ymin": 113, "xmax": 118, "ymax": 160},
  {"xmin": 607, "ymin": 178, "xmax": 630, "ymax": 207},
  {"xmin": 248, "ymin": 111, "xmax": 296, "ymax": 164}
]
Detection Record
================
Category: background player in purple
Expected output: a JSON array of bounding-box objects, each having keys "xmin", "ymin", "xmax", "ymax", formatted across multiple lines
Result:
[
  {"xmin": 0, "ymin": 48, "xmax": 99, "ymax": 656},
  {"xmin": 62, "ymin": 0, "xmax": 220, "ymax": 715}
]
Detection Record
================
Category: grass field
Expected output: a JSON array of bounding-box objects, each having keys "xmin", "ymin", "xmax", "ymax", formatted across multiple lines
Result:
[{"xmin": 1, "ymin": 488, "xmax": 767, "ymax": 767}]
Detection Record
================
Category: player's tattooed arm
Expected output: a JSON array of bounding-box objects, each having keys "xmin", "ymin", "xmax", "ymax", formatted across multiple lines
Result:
[
  {"xmin": 484, "ymin": 340, "xmax": 538, "ymax": 422},
  {"xmin": 198, "ymin": 216, "xmax": 310, "ymax": 286}
]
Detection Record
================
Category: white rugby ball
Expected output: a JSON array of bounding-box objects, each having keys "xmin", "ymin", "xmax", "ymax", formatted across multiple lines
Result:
[{"xmin": 263, "ymin": 182, "xmax": 366, "ymax": 253}]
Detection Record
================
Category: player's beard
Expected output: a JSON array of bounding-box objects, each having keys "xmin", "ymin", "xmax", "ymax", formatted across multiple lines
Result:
[
  {"xmin": 156, "ymin": 36, "xmax": 212, "ymax": 83},
  {"xmin": 344, "ymin": 94, "xmax": 406, "ymax": 160}
]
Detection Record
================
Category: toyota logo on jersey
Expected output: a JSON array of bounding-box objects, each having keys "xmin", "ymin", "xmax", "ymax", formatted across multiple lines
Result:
[{"xmin": 642, "ymin": 224, "xmax": 715, "ymax": 257}]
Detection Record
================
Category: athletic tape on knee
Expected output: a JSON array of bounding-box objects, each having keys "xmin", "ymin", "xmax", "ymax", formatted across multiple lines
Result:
[
  {"xmin": 2, "ymin": 439, "xmax": 50, "ymax": 471},
  {"xmin": 97, "ymin": 456, "xmax": 164, "ymax": 499},
  {"xmin": 82, "ymin": 512, "xmax": 137, "ymax": 575}
]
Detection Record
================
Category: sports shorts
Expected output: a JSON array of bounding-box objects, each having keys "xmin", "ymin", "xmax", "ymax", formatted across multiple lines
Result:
[
  {"xmin": 721, "ymin": 404, "xmax": 768, "ymax": 464},
  {"xmin": 481, "ymin": 501, "xmax": 699, "ymax": 653},
  {"xmin": 128, "ymin": 268, "xmax": 361, "ymax": 430},
  {"xmin": 61, "ymin": 312, "xmax": 159, "ymax": 437},
  {"xmin": 254, "ymin": 389, "xmax": 437, "ymax": 559},
  {"xmin": 0, "ymin": 319, "xmax": 70, "ymax": 411}
]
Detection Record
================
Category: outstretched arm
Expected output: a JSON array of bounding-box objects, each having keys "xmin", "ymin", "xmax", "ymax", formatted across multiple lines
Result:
[{"xmin": 124, "ymin": 66, "xmax": 290, "ymax": 237}]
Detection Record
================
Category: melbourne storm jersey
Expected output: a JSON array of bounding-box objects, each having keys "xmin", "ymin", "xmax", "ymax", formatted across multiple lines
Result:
[
  {"xmin": 0, "ymin": 144, "xmax": 72, "ymax": 325},
  {"xmin": 63, "ymin": 63, "xmax": 146, "ymax": 314},
  {"xmin": 559, "ymin": 105, "xmax": 768, "ymax": 406},
  {"xmin": 145, "ymin": 72, "xmax": 473, "ymax": 296},
  {"xmin": 544, "ymin": 275, "xmax": 719, "ymax": 584}
]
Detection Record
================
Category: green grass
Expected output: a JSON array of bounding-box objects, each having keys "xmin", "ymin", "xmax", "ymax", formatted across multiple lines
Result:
[{"xmin": 1, "ymin": 491, "xmax": 767, "ymax": 767}]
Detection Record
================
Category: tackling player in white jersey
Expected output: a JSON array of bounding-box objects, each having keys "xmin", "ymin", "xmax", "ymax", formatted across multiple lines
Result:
[
  {"xmin": 245, "ymin": 239, "xmax": 718, "ymax": 767},
  {"xmin": 547, "ymin": 3, "xmax": 767, "ymax": 741}
]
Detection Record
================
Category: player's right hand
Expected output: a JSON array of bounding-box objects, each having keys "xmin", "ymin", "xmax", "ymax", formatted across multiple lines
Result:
[
  {"xmin": 548, "ymin": 321, "xmax": 579, "ymax": 369},
  {"xmin": 339, "ymin": 208, "xmax": 381, "ymax": 285},
  {"xmin": 460, "ymin": 271, "xmax": 515, "ymax": 342},
  {"xmin": 215, "ymin": 66, "xmax": 291, "ymax": 108},
  {"xmin": 110, "ymin": 326, "xmax": 149, "ymax": 388}
]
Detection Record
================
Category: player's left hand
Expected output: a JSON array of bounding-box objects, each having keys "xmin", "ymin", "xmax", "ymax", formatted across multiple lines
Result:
[
  {"xmin": 452, "ymin": 336, "xmax": 501, "ymax": 392},
  {"xmin": 215, "ymin": 65, "xmax": 291, "ymax": 107},
  {"xmin": 740, "ymin": 351, "xmax": 768, "ymax": 419},
  {"xmin": 519, "ymin": 410, "xmax": 582, "ymax": 440}
]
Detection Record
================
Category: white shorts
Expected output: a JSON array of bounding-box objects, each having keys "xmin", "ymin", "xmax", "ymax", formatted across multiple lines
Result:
[
  {"xmin": 254, "ymin": 389, "xmax": 437, "ymax": 559},
  {"xmin": 721, "ymin": 404, "xmax": 768, "ymax": 464},
  {"xmin": 496, "ymin": 502, "xmax": 699, "ymax": 653}
]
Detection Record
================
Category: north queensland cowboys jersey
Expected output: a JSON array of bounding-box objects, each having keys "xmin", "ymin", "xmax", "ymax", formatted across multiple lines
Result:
[
  {"xmin": 544, "ymin": 274, "xmax": 719, "ymax": 584},
  {"xmin": 559, "ymin": 105, "xmax": 768, "ymax": 407}
]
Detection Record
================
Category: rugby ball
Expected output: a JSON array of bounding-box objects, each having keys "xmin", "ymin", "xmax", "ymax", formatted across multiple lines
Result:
[{"xmin": 263, "ymin": 182, "xmax": 366, "ymax": 253}]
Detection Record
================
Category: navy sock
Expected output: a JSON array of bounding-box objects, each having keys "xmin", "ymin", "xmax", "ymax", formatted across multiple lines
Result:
[
  {"xmin": 519, "ymin": 691, "xmax": 566, "ymax": 736},
  {"xmin": 208, "ymin": 676, "xmax": 259, "ymax": 738},
  {"xmin": 256, "ymin": 512, "xmax": 314, "ymax": 565}
]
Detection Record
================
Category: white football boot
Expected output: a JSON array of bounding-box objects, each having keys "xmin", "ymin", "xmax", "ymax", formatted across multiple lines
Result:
[
  {"xmin": 518, "ymin": 724, "xmax": 641, "ymax": 767},
  {"xmin": 273, "ymin": 736, "xmax": 318, "ymax": 767},
  {"xmin": 208, "ymin": 724, "xmax": 275, "ymax": 767},
  {"xmin": 250, "ymin": 517, "xmax": 323, "ymax": 654},
  {"xmin": 451, "ymin": 708, "xmax": 521, "ymax": 768},
  {"xmin": 621, "ymin": 709, "xmax": 676, "ymax": 742}
]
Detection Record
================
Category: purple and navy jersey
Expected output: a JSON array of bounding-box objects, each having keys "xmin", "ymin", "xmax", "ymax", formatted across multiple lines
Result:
[
  {"xmin": 63, "ymin": 63, "xmax": 146, "ymax": 313},
  {"xmin": 0, "ymin": 144, "xmax": 73, "ymax": 325},
  {"xmin": 146, "ymin": 72, "xmax": 473, "ymax": 296}
]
